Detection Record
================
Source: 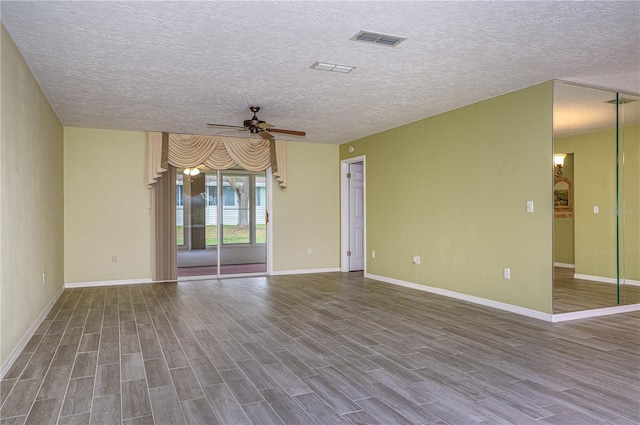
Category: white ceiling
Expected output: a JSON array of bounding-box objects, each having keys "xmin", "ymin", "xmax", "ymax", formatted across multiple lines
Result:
[
  {"xmin": 554, "ymin": 82, "xmax": 639, "ymax": 137},
  {"xmin": 1, "ymin": 1, "xmax": 639, "ymax": 144}
]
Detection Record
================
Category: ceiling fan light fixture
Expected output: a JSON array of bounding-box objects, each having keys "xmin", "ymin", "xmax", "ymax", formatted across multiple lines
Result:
[{"xmin": 183, "ymin": 167, "xmax": 200, "ymax": 176}]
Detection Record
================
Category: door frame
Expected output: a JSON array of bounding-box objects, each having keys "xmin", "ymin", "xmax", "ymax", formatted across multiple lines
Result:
[
  {"xmin": 340, "ymin": 155, "xmax": 366, "ymax": 273},
  {"xmin": 176, "ymin": 167, "xmax": 273, "ymax": 280}
]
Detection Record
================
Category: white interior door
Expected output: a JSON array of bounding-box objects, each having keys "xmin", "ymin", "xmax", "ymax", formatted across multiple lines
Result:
[{"xmin": 349, "ymin": 162, "xmax": 365, "ymax": 271}]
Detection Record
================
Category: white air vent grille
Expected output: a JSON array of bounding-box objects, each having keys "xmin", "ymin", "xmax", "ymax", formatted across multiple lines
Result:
[
  {"xmin": 351, "ymin": 31, "xmax": 406, "ymax": 47},
  {"xmin": 605, "ymin": 97, "xmax": 637, "ymax": 105},
  {"xmin": 310, "ymin": 62, "xmax": 355, "ymax": 73}
]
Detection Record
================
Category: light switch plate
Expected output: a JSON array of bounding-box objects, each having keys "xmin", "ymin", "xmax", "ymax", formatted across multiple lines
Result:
[{"xmin": 527, "ymin": 201, "xmax": 534, "ymax": 213}]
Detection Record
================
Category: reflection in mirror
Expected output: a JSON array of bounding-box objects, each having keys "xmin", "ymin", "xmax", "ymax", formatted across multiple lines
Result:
[
  {"xmin": 553, "ymin": 82, "xmax": 640, "ymax": 313},
  {"xmin": 619, "ymin": 93, "xmax": 640, "ymax": 307}
]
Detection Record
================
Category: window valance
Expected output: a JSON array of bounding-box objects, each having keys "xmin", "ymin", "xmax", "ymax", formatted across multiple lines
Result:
[{"xmin": 147, "ymin": 132, "xmax": 287, "ymax": 189}]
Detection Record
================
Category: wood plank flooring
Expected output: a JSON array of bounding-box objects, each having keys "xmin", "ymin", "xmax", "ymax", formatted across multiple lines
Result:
[
  {"xmin": 1, "ymin": 272, "xmax": 638, "ymax": 424},
  {"xmin": 553, "ymin": 267, "xmax": 640, "ymax": 313}
]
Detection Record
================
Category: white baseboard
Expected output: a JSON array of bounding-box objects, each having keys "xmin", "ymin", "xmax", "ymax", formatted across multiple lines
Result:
[
  {"xmin": 551, "ymin": 304, "xmax": 640, "ymax": 322},
  {"xmin": 574, "ymin": 274, "xmax": 640, "ymax": 287},
  {"xmin": 365, "ymin": 273, "xmax": 553, "ymax": 322},
  {"xmin": 271, "ymin": 267, "xmax": 340, "ymax": 276},
  {"xmin": 64, "ymin": 278, "xmax": 155, "ymax": 288},
  {"xmin": 1, "ymin": 285, "xmax": 65, "ymax": 379},
  {"xmin": 554, "ymin": 262, "xmax": 575, "ymax": 268}
]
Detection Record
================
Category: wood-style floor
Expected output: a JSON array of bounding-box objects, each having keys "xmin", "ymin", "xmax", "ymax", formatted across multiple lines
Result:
[
  {"xmin": 1, "ymin": 272, "xmax": 638, "ymax": 424},
  {"xmin": 553, "ymin": 267, "xmax": 640, "ymax": 313}
]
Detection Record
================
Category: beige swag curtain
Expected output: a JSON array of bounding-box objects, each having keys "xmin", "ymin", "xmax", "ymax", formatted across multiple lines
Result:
[
  {"xmin": 147, "ymin": 132, "xmax": 287, "ymax": 189},
  {"xmin": 147, "ymin": 131, "xmax": 286, "ymax": 281}
]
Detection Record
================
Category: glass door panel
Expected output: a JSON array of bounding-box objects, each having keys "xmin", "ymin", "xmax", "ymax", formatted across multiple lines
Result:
[
  {"xmin": 176, "ymin": 174, "xmax": 185, "ymax": 247},
  {"xmin": 176, "ymin": 169, "xmax": 217, "ymax": 277},
  {"xmin": 256, "ymin": 176, "xmax": 267, "ymax": 244},
  {"xmin": 177, "ymin": 168, "xmax": 267, "ymax": 277},
  {"xmin": 553, "ymin": 82, "xmax": 619, "ymax": 312},
  {"xmin": 205, "ymin": 174, "xmax": 218, "ymax": 247},
  {"xmin": 220, "ymin": 172, "xmax": 267, "ymax": 275}
]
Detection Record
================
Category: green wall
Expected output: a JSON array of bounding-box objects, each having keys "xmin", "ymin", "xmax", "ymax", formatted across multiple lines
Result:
[
  {"xmin": 555, "ymin": 125, "xmax": 639, "ymax": 281},
  {"xmin": 553, "ymin": 154, "xmax": 575, "ymax": 264},
  {"xmin": 341, "ymin": 82, "xmax": 554, "ymax": 313}
]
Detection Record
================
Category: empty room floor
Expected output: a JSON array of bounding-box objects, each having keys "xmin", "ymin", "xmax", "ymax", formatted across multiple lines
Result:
[
  {"xmin": 553, "ymin": 266, "xmax": 640, "ymax": 313},
  {"xmin": 1, "ymin": 273, "xmax": 638, "ymax": 424}
]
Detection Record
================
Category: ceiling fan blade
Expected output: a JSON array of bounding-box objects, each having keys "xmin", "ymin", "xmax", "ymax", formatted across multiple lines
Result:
[
  {"xmin": 257, "ymin": 122, "xmax": 275, "ymax": 129},
  {"xmin": 209, "ymin": 129, "xmax": 249, "ymax": 136},
  {"xmin": 258, "ymin": 130, "xmax": 274, "ymax": 139},
  {"xmin": 269, "ymin": 128, "xmax": 306, "ymax": 137},
  {"xmin": 206, "ymin": 123, "xmax": 245, "ymax": 128}
]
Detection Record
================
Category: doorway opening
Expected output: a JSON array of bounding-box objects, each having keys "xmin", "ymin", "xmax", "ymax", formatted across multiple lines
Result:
[
  {"xmin": 341, "ymin": 156, "xmax": 366, "ymax": 272},
  {"xmin": 177, "ymin": 168, "xmax": 269, "ymax": 278}
]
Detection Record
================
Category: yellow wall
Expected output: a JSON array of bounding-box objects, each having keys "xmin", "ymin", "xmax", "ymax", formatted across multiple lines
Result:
[
  {"xmin": 555, "ymin": 125, "xmax": 639, "ymax": 281},
  {"xmin": 64, "ymin": 128, "xmax": 152, "ymax": 283},
  {"xmin": 272, "ymin": 142, "xmax": 340, "ymax": 272},
  {"xmin": 1, "ymin": 24, "xmax": 64, "ymax": 364},
  {"xmin": 63, "ymin": 131, "xmax": 340, "ymax": 279},
  {"xmin": 623, "ymin": 125, "xmax": 640, "ymax": 281},
  {"xmin": 341, "ymin": 82, "xmax": 554, "ymax": 313},
  {"xmin": 553, "ymin": 154, "xmax": 575, "ymax": 264}
]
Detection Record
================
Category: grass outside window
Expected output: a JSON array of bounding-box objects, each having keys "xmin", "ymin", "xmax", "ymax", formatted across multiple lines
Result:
[{"xmin": 177, "ymin": 225, "xmax": 266, "ymax": 245}]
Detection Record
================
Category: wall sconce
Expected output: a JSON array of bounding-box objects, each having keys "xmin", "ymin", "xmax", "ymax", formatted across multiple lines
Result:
[
  {"xmin": 554, "ymin": 154, "xmax": 566, "ymax": 177},
  {"xmin": 183, "ymin": 167, "xmax": 201, "ymax": 176}
]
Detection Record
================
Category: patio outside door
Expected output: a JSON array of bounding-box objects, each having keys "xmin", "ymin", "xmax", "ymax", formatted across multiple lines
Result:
[{"xmin": 177, "ymin": 169, "xmax": 267, "ymax": 277}]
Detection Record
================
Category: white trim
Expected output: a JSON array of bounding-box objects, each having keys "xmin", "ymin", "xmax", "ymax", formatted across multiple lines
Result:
[
  {"xmin": 574, "ymin": 273, "xmax": 640, "ymax": 286},
  {"xmin": 64, "ymin": 278, "xmax": 155, "ymax": 288},
  {"xmin": 365, "ymin": 273, "xmax": 553, "ymax": 321},
  {"xmin": 271, "ymin": 267, "xmax": 340, "ymax": 276},
  {"xmin": 551, "ymin": 304, "xmax": 640, "ymax": 322},
  {"xmin": 1, "ymin": 285, "xmax": 65, "ymax": 379},
  {"xmin": 554, "ymin": 262, "xmax": 575, "ymax": 268},
  {"xmin": 340, "ymin": 155, "xmax": 366, "ymax": 273}
]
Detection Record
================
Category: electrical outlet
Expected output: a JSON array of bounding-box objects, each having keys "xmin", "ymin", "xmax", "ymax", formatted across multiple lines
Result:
[
  {"xmin": 42, "ymin": 271, "xmax": 47, "ymax": 285},
  {"xmin": 371, "ymin": 250, "xmax": 376, "ymax": 258},
  {"xmin": 504, "ymin": 268, "xmax": 511, "ymax": 279},
  {"xmin": 527, "ymin": 201, "xmax": 534, "ymax": 213},
  {"xmin": 412, "ymin": 255, "xmax": 421, "ymax": 265},
  {"xmin": 112, "ymin": 254, "xmax": 118, "ymax": 263},
  {"xmin": 307, "ymin": 248, "xmax": 312, "ymax": 254}
]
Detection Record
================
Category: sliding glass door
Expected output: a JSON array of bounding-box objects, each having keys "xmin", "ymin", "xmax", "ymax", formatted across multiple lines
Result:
[
  {"xmin": 220, "ymin": 172, "xmax": 267, "ymax": 275},
  {"xmin": 177, "ymin": 168, "xmax": 267, "ymax": 277}
]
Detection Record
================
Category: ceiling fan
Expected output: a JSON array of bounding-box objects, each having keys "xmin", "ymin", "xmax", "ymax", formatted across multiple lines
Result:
[{"xmin": 207, "ymin": 106, "xmax": 306, "ymax": 139}]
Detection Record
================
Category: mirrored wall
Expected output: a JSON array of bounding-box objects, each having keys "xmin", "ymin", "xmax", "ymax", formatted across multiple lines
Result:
[{"xmin": 553, "ymin": 81, "xmax": 639, "ymax": 313}]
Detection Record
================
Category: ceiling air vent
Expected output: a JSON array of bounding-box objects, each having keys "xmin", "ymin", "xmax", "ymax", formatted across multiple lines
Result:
[
  {"xmin": 350, "ymin": 31, "xmax": 406, "ymax": 47},
  {"xmin": 605, "ymin": 97, "xmax": 637, "ymax": 105}
]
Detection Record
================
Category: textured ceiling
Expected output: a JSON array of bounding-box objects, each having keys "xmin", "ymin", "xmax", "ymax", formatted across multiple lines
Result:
[
  {"xmin": 1, "ymin": 1, "xmax": 639, "ymax": 144},
  {"xmin": 554, "ymin": 82, "xmax": 639, "ymax": 137}
]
